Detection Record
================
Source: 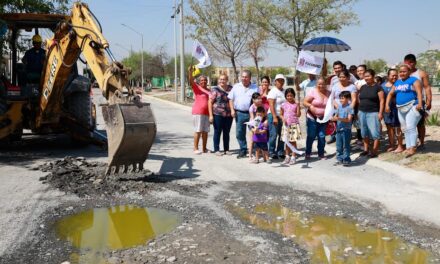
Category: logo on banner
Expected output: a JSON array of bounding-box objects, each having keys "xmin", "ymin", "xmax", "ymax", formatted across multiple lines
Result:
[{"xmin": 299, "ymin": 58, "xmax": 305, "ymax": 67}]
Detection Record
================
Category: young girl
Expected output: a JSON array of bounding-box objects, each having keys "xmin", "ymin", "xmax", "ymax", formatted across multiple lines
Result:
[
  {"xmin": 251, "ymin": 106, "xmax": 270, "ymax": 164},
  {"xmin": 280, "ymin": 88, "xmax": 301, "ymax": 165},
  {"xmin": 248, "ymin": 92, "xmax": 267, "ymax": 162}
]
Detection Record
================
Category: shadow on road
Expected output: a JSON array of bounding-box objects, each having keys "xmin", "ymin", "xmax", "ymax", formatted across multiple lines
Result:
[{"xmin": 148, "ymin": 153, "xmax": 200, "ymax": 180}]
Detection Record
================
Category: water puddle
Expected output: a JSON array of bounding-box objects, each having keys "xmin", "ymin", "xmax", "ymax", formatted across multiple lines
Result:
[
  {"xmin": 56, "ymin": 205, "xmax": 181, "ymax": 263},
  {"xmin": 228, "ymin": 201, "xmax": 436, "ymax": 263}
]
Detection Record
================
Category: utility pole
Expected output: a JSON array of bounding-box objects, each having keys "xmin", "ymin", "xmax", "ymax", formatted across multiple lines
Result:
[
  {"xmin": 179, "ymin": 0, "xmax": 185, "ymax": 103},
  {"xmin": 172, "ymin": 0, "xmax": 179, "ymax": 102}
]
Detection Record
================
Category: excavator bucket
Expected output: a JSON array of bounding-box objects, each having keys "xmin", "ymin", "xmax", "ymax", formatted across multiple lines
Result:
[{"xmin": 102, "ymin": 103, "xmax": 156, "ymax": 174}]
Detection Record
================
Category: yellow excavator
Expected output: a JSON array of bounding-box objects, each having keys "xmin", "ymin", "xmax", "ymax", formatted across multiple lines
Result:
[{"xmin": 0, "ymin": 2, "xmax": 156, "ymax": 174}]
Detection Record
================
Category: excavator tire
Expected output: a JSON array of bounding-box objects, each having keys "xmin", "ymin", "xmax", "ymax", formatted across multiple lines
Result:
[
  {"xmin": 65, "ymin": 91, "xmax": 93, "ymax": 145},
  {"xmin": 66, "ymin": 91, "xmax": 92, "ymax": 128}
]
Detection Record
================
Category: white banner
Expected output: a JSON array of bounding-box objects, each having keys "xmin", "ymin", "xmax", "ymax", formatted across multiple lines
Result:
[
  {"xmin": 317, "ymin": 91, "xmax": 335, "ymax": 123},
  {"xmin": 296, "ymin": 50, "xmax": 324, "ymax": 75},
  {"xmin": 192, "ymin": 40, "xmax": 211, "ymax": 69}
]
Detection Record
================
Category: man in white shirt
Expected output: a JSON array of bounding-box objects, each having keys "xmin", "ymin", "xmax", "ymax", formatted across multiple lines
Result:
[
  {"xmin": 296, "ymin": 74, "xmax": 316, "ymax": 98},
  {"xmin": 267, "ymin": 74, "xmax": 287, "ymax": 159},
  {"xmin": 228, "ymin": 70, "xmax": 258, "ymax": 158}
]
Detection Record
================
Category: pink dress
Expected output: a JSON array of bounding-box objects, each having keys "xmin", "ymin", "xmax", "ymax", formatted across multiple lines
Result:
[
  {"xmin": 191, "ymin": 82, "xmax": 210, "ymax": 115},
  {"xmin": 280, "ymin": 102, "xmax": 299, "ymax": 125}
]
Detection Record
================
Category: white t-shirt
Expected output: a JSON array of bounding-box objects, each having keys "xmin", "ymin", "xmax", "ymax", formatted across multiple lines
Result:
[
  {"xmin": 300, "ymin": 79, "xmax": 316, "ymax": 97},
  {"xmin": 267, "ymin": 87, "xmax": 286, "ymax": 116},
  {"xmin": 355, "ymin": 79, "xmax": 366, "ymax": 90}
]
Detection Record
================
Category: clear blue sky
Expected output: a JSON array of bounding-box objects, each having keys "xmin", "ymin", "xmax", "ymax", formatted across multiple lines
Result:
[{"xmin": 85, "ymin": 0, "xmax": 440, "ymax": 67}]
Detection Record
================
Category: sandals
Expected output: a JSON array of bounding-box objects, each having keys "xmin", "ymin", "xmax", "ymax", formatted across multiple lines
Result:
[{"xmin": 359, "ymin": 151, "xmax": 369, "ymax": 157}]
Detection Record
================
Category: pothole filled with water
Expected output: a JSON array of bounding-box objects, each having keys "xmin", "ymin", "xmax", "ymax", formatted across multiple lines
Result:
[
  {"xmin": 228, "ymin": 201, "xmax": 436, "ymax": 263},
  {"xmin": 55, "ymin": 205, "xmax": 181, "ymax": 263}
]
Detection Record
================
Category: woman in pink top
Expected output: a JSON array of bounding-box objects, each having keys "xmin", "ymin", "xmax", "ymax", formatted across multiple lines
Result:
[
  {"xmin": 303, "ymin": 77, "xmax": 330, "ymax": 159},
  {"xmin": 189, "ymin": 67, "xmax": 210, "ymax": 154}
]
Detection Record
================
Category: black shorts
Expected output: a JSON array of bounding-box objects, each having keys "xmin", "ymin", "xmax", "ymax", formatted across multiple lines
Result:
[
  {"xmin": 254, "ymin": 142, "xmax": 268, "ymax": 151},
  {"xmin": 417, "ymin": 101, "xmax": 426, "ymax": 127}
]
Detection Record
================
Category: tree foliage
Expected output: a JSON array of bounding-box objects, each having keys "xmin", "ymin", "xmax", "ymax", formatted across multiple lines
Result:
[
  {"xmin": 186, "ymin": 0, "xmax": 253, "ymax": 82},
  {"xmin": 0, "ymin": 0, "xmax": 70, "ymax": 13},
  {"xmin": 254, "ymin": 0, "xmax": 359, "ymax": 62},
  {"xmin": 417, "ymin": 49, "xmax": 440, "ymax": 77},
  {"xmin": 364, "ymin": 58, "xmax": 387, "ymax": 74}
]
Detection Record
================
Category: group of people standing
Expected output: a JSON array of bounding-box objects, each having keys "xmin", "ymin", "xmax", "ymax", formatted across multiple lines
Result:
[{"xmin": 188, "ymin": 53, "xmax": 432, "ymax": 166}]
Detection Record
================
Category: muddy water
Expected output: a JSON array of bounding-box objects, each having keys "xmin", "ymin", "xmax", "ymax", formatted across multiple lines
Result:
[
  {"xmin": 228, "ymin": 202, "xmax": 434, "ymax": 264},
  {"xmin": 56, "ymin": 205, "xmax": 181, "ymax": 263}
]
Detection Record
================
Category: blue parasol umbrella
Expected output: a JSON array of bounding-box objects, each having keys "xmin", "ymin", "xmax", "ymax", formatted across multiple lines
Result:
[{"xmin": 300, "ymin": 36, "xmax": 351, "ymax": 57}]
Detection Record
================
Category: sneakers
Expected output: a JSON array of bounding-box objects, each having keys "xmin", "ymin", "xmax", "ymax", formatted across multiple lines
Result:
[
  {"xmin": 237, "ymin": 152, "xmax": 246, "ymax": 159},
  {"xmin": 266, "ymin": 158, "xmax": 272, "ymax": 164},
  {"xmin": 224, "ymin": 151, "xmax": 233, "ymax": 155},
  {"xmin": 214, "ymin": 151, "xmax": 224, "ymax": 156},
  {"xmin": 319, "ymin": 155, "xmax": 327, "ymax": 160},
  {"xmin": 334, "ymin": 160, "xmax": 342, "ymax": 166},
  {"xmin": 194, "ymin": 150, "xmax": 202, "ymax": 155},
  {"xmin": 282, "ymin": 156, "xmax": 291, "ymax": 165},
  {"xmin": 342, "ymin": 160, "xmax": 351, "ymax": 166}
]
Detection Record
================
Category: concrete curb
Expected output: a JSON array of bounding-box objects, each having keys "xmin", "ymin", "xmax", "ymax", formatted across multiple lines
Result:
[{"xmin": 143, "ymin": 94, "xmax": 192, "ymax": 112}]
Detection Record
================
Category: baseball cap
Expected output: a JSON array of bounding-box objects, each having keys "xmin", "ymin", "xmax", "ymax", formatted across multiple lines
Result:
[{"xmin": 274, "ymin": 74, "xmax": 286, "ymax": 82}]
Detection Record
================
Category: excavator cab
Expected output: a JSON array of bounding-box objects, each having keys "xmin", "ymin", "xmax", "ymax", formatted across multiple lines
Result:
[{"xmin": 0, "ymin": 4, "xmax": 157, "ymax": 174}]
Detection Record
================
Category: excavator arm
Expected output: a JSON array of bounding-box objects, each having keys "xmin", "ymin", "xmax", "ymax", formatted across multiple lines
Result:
[{"xmin": 39, "ymin": 2, "xmax": 156, "ymax": 174}]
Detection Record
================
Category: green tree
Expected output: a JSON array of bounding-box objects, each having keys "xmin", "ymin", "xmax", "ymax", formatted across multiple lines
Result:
[
  {"xmin": 364, "ymin": 58, "xmax": 387, "ymax": 74},
  {"xmin": 187, "ymin": 0, "xmax": 253, "ymax": 82},
  {"xmin": 0, "ymin": 0, "xmax": 70, "ymax": 13},
  {"xmin": 417, "ymin": 49, "xmax": 440, "ymax": 78},
  {"xmin": 254, "ymin": 0, "xmax": 359, "ymax": 76}
]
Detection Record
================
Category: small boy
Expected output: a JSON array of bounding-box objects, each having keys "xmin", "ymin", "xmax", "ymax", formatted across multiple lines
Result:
[
  {"xmin": 332, "ymin": 91, "xmax": 354, "ymax": 166},
  {"xmin": 251, "ymin": 106, "xmax": 270, "ymax": 164}
]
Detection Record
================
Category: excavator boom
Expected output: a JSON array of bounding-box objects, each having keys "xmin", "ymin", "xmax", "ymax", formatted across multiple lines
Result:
[{"xmin": 39, "ymin": 2, "xmax": 156, "ymax": 173}]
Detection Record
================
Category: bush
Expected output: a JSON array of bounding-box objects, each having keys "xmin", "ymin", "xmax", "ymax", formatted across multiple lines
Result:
[{"xmin": 426, "ymin": 111, "xmax": 440, "ymax": 126}]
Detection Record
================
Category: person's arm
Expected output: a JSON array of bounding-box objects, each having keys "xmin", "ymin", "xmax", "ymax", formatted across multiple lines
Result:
[
  {"xmin": 350, "ymin": 91, "xmax": 357, "ymax": 109},
  {"xmin": 268, "ymin": 98, "xmax": 278, "ymax": 124},
  {"xmin": 208, "ymin": 97, "xmax": 214, "ymax": 123},
  {"xmin": 421, "ymin": 70, "xmax": 432, "ymax": 110},
  {"xmin": 378, "ymin": 90, "xmax": 384, "ymax": 120},
  {"xmin": 414, "ymin": 80, "xmax": 423, "ymax": 110},
  {"xmin": 322, "ymin": 58, "xmax": 328, "ymax": 77},
  {"xmin": 249, "ymin": 105, "xmax": 255, "ymax": 120},
  {"xmin": 229, "ymin": 99, "xmax": 236, "ymax": 118},
  {"xmin": 385, "ymin": 86, "xmax": 395, "ymax": 113},
  {"xmin": 279, "ymin": 107, "xmax": 285, "ymax": 125}
]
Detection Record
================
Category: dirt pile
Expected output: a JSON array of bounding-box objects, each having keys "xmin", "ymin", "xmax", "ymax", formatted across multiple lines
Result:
[{"xmin": 38, "ymin": 157, "xmax": 215, "ymax": 198}]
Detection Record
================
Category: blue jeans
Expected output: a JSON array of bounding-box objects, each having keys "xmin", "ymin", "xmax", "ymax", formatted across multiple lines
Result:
[
  {"xmin": 398, "ymin": 106, "xmax": 422, "ymax": 148},
  {"xmin": 306, "ymin": 118, "xmax": 327, "ymax": 156},
  {"xmin": 268, "ymin": 113, "xmax": 284, "ymax": 156},
  {"xmin": 235, "ymin": 111, "xmax": 250, "ymax": 154},
  {"xmin": 358, "ymin": 111, "xmax": 381, "ymax": 140},
  {"xmin": 213, "ymin": 115, "xmax": 233, "ymax": 152},
  {"xmin": 336, "ymin": 128, "xmax": 352, "ymax": 162}
]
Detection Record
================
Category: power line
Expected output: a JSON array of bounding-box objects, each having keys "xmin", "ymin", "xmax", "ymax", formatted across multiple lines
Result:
[{"xmin": 148, "ymin": 18, "xmax": 173, "ymax": 51}]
